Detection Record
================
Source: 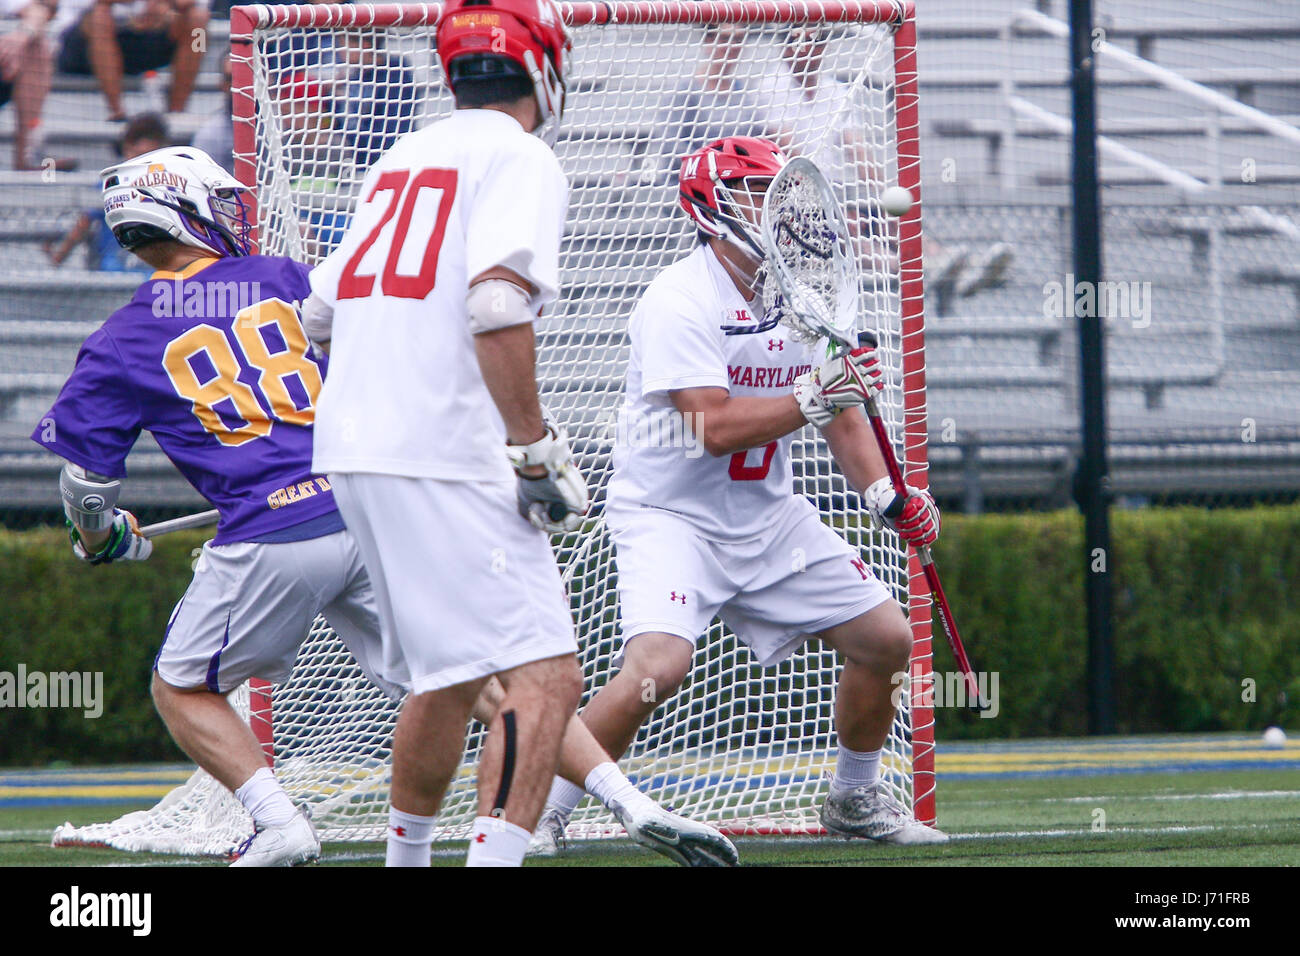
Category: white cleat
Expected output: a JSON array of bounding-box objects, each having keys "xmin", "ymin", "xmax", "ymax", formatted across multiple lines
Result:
[
  {"xmin": 526, "ymin": 807, "xmax": 569, "ymax": 858},
  {"xmin": 229, "ymin": 812, "xmax": 320, "ymax": 867},
  {"xmin": 615, "ymin": 803, "xmax": 739, "ymax": 867},
  {"xmin": 820, "ymin": 782, "xmax": 950, "ymax": 846}
]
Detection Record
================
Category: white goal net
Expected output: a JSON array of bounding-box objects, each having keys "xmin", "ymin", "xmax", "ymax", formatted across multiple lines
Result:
[{"xmin": 54, "ymin": 0, "xmax": 935, "ymax": 857}]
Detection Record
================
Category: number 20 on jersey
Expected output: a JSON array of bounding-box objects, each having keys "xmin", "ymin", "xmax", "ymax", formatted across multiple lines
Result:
[{"xmin": 337, "ymin": 168, "xmax": 458, "ymax": 300}]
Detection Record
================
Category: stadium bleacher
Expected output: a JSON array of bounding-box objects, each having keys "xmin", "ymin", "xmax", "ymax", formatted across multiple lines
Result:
[{"xmin": 0, "ymin": 1, "xmax": 1296, "ymax": 515}]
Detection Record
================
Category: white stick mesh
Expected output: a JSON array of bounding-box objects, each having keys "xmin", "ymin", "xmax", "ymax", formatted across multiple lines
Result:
[{"xmin": 53, "ymin": 3, "xmax": 930, "ymax": 857}]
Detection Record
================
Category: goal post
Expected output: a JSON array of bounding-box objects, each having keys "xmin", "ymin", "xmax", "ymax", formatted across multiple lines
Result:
[{"xmin": 54, "ymin": 0, "xmax": 934, "ymax": 856}]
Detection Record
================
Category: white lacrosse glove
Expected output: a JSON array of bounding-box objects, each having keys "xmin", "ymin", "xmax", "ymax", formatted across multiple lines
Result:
[
  {"xmin": 300, "ymin": 292, "xmax": 333, "ymax": 355},
  {"xmin": 506, "ymin": 418, "xmax": 590, "ymax": 533},
  {"xmin": 863, "ymin": 477, "xmax": 940, "ymax": 548},
  {"xmin": 69, "ymin": 509, "xmax": 153, "ymax": 565},
  {"xmin": 793, "ymin": 344, "xmax": 883, "ymax": 427}
]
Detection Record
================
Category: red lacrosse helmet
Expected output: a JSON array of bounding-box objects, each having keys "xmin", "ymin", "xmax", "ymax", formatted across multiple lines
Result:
[
  {"xmin": 679, "ymin": 136, "xmax": 787, "ymax": 260},
  {"xmin": 436, "ymin": 0, "xmax": 571, "ymax": 145}
]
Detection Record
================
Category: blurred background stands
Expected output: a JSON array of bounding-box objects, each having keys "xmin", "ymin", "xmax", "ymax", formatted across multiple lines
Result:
[{"xmin": 1, "ymin": 0, "xmax": 1298, "ymax": 527}]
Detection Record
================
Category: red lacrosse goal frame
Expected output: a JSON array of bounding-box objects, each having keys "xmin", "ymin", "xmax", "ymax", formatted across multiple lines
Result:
[{"xmin": 228, "ymin": 0, "xmax": 936, "ymax": 830}]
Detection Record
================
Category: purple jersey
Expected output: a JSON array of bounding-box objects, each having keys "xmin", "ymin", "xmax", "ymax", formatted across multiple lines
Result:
[{"xmin": 32, "ymin": 255, "xmax": 340, "ymax": 546}]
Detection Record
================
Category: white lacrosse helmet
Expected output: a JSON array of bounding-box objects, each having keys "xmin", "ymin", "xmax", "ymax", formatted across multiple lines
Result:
[{"xmin": 101, "ymin": 146, "xmax": 253, "ymax": 257}]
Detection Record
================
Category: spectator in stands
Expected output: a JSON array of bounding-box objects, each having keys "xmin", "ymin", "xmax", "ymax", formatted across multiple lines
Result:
[
  {"xmin": 757, "ymin": 26, "xmax": 1012, "ymax": 303},
  {"xmin": 0, "ymin": 0, "xmax": 76, "ymax": 169},
  {"xmin": 333, "ymin": 30, "xmax": 415, "ymax": 169},
  {"xmin": 656, "ymin": 24, "xmax": 760, "ymax": 186},
  {"xmin": 755, "ymin": 26, "xmax": 874, "ymax": 188},
  {"xmin": 45, "ymin": 112, "xmax": 168, "ymax": 270},
  {"xmin": 264, "ymin": 21, "xmax": 416, "ymax": 261},
  {"xmin": 190, "ymin": 53, "xmax": 230, "ymax": 172},
  {"xmin": 56, "ymin": 0, "xmax": 209, "ymax": 121}
]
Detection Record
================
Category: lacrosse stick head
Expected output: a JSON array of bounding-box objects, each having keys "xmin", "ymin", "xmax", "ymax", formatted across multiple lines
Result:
[{"xmin": 759, "ymin": 157, "xmax": 860, "ymax": 349}]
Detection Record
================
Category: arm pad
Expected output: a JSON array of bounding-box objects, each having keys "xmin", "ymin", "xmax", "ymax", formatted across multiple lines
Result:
[
  {"xmin": 467, "ymin": 279, "xmax": 534, "ymax": 335},
  {"xmin": 60, "ymin": 463, "xmax": 120, "ymax": 532}
]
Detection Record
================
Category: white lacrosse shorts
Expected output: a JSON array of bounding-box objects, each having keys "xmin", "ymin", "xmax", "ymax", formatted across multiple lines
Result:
[
  {"xmin": 329, "ymin": 473, "xmax": 579, "ymax": 694},
  {"xmin": 608, "ymin": 495, "xmax": 893, "ymax": 666},
  {"xmin": 155, "ymin": 529, "xmax": 409, "ymax": 697}
]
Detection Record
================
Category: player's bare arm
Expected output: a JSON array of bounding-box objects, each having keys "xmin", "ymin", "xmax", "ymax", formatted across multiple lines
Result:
[
  {"xmin": 821, "ymin": 406, "xmax": 889, "ymax": 492},
  {"xmin": 822, "ymin": 406, "xmax": 940, "ymax": 548},
  {"xmin": 669, "ymin": 341, "xmax": 886, "ymax": 456},
  {"xmin": 470, "ymin": 265, "xmax": 548, "ymax": 459},
  {"xmin": 669, "ymin": 385, "xmax": 805, "ymax": 457}
]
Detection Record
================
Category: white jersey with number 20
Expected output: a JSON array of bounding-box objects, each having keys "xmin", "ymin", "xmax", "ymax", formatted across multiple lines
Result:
[
  {"xmin": 309, "ymin": 109, "xmax": 568, "ymax": 482},
  {"xmin": 606, "ymin": 244, "xmax": 820, "ymax": 541}
]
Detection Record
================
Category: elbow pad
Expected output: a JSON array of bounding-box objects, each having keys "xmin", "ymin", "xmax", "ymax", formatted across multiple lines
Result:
[
  {"xmin": 467, "ymin": 279, "xmax": 534, "ymax": 335},
  {"xmin": 60, "ymin": 463, "xmax": 120, "ymax": 532}
]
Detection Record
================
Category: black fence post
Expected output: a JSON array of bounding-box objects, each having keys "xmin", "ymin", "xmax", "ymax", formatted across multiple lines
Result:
[{"xmin": 1069, "ymin": 0, "xmax": 1117, "ymax": 734}]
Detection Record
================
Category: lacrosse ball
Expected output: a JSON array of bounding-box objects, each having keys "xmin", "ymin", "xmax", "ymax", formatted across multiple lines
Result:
[
  {"xmin": 1262, "ymin": 726, "xmax": 1286, "ymax": 749},
  {"xmin": 880, "ymin": 186, "xmax": 914, "ymax": 216}
]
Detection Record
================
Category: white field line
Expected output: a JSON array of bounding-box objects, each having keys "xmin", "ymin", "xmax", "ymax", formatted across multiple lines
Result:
[
  {"xmin": 1056, "ymin": 790, "xmax": 1300, "ymax": 803},
  {"xmin": 1, "ymin": 829, "xmax": 59, "ymax": 841},
  {"xmin": 953, "ymin": 822, "xmax": 1289, "ymax": 840}
]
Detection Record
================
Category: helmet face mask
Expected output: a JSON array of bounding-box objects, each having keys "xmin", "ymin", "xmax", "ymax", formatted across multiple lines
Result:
[
  {"xmin": 437, "ymin": 0, "xmax": 571, "ymax": 145},
  {"xmin": 102, "ymin": 146, "xmax": 253, "ymax": 258},
  {"xmin": 208, "ymin": 188, "xmax": 253, "ymax": 255},
  {"xmin": 678, "ymin": 137, "xmax": 789, "ymax": 337},
  {"xmin": 709, "ymin": 174, "xmax": 773, "ymax": 261}
]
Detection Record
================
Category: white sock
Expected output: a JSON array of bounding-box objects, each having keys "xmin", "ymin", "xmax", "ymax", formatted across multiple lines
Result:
[
  {"xmin": 546, "ymin": 776, "xmax": 585, "ymax": 816},
  {"xmin": 464, "ymin": 816, "xmax": 532, "ymax": 867},
  {"xmin": 386, "ymin": 806, "xmax": 436, "ymax": 868},
  {"xmin": 833, "ymin": 745, "xmax": 882, "ymax": 791},
  {"xmin": 234, "ymin": 766, "xmax": 297, "ymax": 828},
  {"xmin": 585, "ymin": 761, "xmax": 657, "ymax": 817}
]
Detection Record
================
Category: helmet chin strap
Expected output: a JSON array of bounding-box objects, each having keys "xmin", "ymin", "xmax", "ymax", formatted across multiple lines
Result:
[
  {"xmin": 713, "ymin": 232, "xmax": 764, "ymax": 302},
  {"xmin": 523, "ymin": 49, "xmax": 563, "ymax": 146}
]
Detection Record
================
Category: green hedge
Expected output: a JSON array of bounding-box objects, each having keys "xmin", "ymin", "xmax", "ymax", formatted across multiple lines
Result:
[
  {"xmin": 0, "ymin": 528, "xmax": 210, "ymax": 765},
  {"xmin": 1, "ymin": 506, "xmax": 1297, "ymax": 764},
  {"xmin": 928, "ymin": 505, "xmax": 1300, "ymax": 739}
]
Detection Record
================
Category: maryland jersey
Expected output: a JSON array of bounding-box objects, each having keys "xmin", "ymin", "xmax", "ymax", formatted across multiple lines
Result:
[
  {"xmin": 32, "ymin": 256, "xmax": 339, "ymax": 545},
  {"xmin": 606, "ymin": 244, "xmax": 819, "ymax": 541},
  {"xmin": 308, "ymin": 109, "xmax": 569, "ymax": 481}
]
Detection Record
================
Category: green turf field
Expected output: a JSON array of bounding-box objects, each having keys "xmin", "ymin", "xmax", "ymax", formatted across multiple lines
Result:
[{"xmin": 4, "ymin": 763, "xmax": 1297, "ymax": 867}]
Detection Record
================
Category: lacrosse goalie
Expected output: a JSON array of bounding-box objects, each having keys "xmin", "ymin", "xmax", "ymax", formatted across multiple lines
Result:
[{"xmin": 532, "ymin": 136, "xmax": 949, "ymax": 854}]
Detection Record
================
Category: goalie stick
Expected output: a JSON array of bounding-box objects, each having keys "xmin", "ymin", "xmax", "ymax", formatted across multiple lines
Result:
[
  {"xmin": 760, "ymin": 157, "xmax": 987, "ymax": 712},
  {"xmin": 855, "ymin": 332, "xmax": 987, "ymax": 713},
  {"xmin": 140, "ymin": 509, "xmax": 220, "ymax": 538}
]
